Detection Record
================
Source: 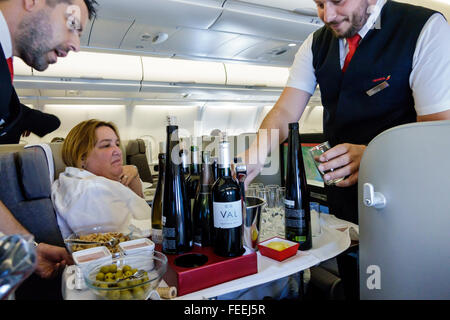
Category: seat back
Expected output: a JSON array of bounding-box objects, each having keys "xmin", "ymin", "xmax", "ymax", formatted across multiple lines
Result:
[
  {"xmin": 0, "ymin": 147, "xmax": 64, "ymax": 246},
  {"xmin": 126, "ymin": 139, "xmax": 153, "ymax": 183}
]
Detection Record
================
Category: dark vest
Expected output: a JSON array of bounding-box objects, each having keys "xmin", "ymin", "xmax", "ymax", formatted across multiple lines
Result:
[
  {"xmin": 0, "ymin": 44, "xmax": 22, "ymax": 137},
  {"xmin": 310, "ymin": 1, "xmax": 438, "ymax": 224},
  {"xmin": 312, "ymin": 0, "xmax": 437, "ymax": 147}
]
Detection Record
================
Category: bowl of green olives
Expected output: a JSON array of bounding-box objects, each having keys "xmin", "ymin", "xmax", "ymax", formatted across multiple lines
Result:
[{"xmin": 83, "ymin": 251, "xmax": 168, "ymax": 300}]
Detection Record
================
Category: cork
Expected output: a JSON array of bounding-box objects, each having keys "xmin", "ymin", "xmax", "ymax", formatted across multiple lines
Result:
[{"xmin": 156, "ymin": 286, "xmax": 177, "ymax": 299}]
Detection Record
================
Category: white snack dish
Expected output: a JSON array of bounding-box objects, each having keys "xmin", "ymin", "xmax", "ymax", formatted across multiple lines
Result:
[
  {"xmin": 72, "ymin": 246, "xmax": 112, "ymax": 272},
  {"xmin": 119, "ymin": 238, "xmax": 155, "ymax": 255}
]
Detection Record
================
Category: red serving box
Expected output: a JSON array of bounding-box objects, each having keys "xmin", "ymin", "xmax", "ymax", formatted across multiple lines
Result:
[
  {"xmin": 155, "ymin": 244, "xmax": 257, "ymax": 296},
  {"xmin": 257, "ymin": 237, "xmax": 300, "ymax": 262}
]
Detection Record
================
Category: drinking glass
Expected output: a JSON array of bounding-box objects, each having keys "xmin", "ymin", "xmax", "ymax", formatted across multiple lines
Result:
[
  {"xmin": 308, "ymin": 141, "xmax": 344, "ymax": 185},
  {"xmin": 265, "ymin": 185, "xmax": 278, "ymax": 209},
  {"xmin": 310, "ymin": 202, "xmax": 322, "ymax": 237},
  {"xmin": 246, "ymin": 187, "xmax": 258, "ymax": 198}
]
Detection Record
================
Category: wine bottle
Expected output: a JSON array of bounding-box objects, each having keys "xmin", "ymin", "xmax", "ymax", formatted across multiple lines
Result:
[
  {"xmin": 211, "ymin": 157, "xmax": 218, "ymax": 181},
  {"xmin": 193, "ymin": 151, "xmax": 215, "ymax": 247},
  {"xmin": 284, "ymin": 122, "xmax": 312, "ymax": 250},
  {"xmin": 151, "ymin": 146, "xmax": 165, "ymax": 244},
  {"xmin": 180, "ymin": 146, "xmax": 190, "ymax": 176},
  {"xmin": 186, "ymin": 145, "xmax": 201, "ymax": 214},
  {"xmin": 162, "ymin": 116, "xmax": 193, "ymax": 254},
  {"xmin": 212, "ymin": 134, "xmax": 244, "ymax": 257}
]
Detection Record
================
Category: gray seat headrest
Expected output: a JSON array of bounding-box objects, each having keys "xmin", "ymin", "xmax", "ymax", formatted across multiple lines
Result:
[
  {"xmin": 17, "ymin": 148, "xmax": 51, "ymax": 200},
  {"xmin": 126, "ymin": 139, "xmax": 139, "ymax": 156}
]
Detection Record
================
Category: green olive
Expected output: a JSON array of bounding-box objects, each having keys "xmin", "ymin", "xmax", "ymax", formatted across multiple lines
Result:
[
  {"xmin": 132, "ymin": 287, "xmax": 145, "ymax": 299},
  {"xmin": 104, "ymin": 272, "xmax": 115, "ymax": 281},
  {"xmin": 124, "ymin": 270, "xmax": 134, "ymax": 278},
  {"xmin": 116, "ymin": 270, "xmax": 123, "ymax": 278},
  {"xmin": 127, "ymin": 279, "xmax": 139, "ymax": 287},
  {"xmin": 117, "ymin": 280, "xmax": 128, "ymax": 288},
  {"xmin": 120, "ymin": 290, "xmax": 133, "ymax": 300},
  {"xmin": 100, "ymin": 266, "xmax": 109, "ymax": 273},
  {"xmin": 107, "ymin": 290, "xmax": 121, "ymax": 300},
  {"xmin": 96, "ymin": 272, "xmax": 105, "ymax": 281},
  {"xmin": 97, "ymin": 283, "xmax": 108, "ymax": 297},
  {"xmin": 122, "ymin": 265, "xmax": 132, "ymax": 273},
  {"xmin": 108, "ymin": 264, "xmax": 117, "ymax": 273}
]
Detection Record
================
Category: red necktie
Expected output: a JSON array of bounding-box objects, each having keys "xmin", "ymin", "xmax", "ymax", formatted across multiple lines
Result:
[
  {"xmin": 342, "ymin": 34, "xmax": 362, "ymax": 72},
  {"xmin": 6, "ymin": 57, "xmax": 13, "ymax": 83}
]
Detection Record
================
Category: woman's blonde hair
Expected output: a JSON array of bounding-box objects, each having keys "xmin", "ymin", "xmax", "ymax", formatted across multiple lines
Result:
[{"xmin": 62, "ymin": 119, "xmax": 121, "ymax": 168}]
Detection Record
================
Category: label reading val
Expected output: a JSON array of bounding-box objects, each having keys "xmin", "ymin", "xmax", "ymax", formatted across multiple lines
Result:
[{"xmin": 213, "ymin": 200, "xmax": 242, "ymax": 229}]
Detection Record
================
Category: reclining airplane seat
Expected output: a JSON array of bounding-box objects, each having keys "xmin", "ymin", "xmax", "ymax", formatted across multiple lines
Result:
[
  {"xmin": 0, "ymin": 145, "xmax": 64, "ymax": 299},
  {"xmin": 126, "ymin": 139, "xmax": 153, "ymax": 184}
]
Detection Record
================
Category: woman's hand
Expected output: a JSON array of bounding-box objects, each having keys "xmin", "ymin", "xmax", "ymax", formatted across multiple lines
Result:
[
  {"xmin": 120, "ymin": 165, "xmax": 139, "ymax": 186},
  {"xmin": 120, "ymin": 165, "xmax": 144, "ymax": 198},
  {"xmin": 317, "ymin": 143, "xmax": 366, "ymax": 187}
]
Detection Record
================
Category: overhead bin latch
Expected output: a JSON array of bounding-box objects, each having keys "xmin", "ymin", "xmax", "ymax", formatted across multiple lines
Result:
[{"xmin": 363, "ymin": 183, "xmax": 386, "ymax": 209}]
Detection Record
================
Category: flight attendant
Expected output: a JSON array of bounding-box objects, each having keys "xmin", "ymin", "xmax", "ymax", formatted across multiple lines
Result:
[
  {"xmin": 242, "ymin": 0, "xmax": 450, "ymax": 299},
  {"xmin": 0, "ymin": 0, "xmax": 97, "ymax": 299}
]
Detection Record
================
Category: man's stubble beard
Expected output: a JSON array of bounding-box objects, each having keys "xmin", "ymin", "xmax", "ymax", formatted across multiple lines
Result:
[
  {"xmin": 327, "ymin": 1, "xmax": 370, "ymax": 38},
  {"xmin": 15, "ymin": 10, "xmax": 54, "ymax": 71}
]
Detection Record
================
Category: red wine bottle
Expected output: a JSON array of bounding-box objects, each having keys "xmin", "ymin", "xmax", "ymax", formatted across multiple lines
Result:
[
  {"xmin": 212, "ymin": 134, "xmax": 244, "ymax": 257},
  {"xmin": 284, "ymin": 122, "xmax": 312, "ymax": 250}
]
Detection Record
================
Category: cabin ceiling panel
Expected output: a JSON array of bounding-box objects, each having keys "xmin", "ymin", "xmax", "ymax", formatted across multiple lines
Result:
[{"xmin": 119, "ymin": 23, "xmax": 178, "ymax": 53}]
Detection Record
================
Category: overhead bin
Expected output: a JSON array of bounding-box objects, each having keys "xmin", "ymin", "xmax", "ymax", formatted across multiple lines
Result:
[
  {"xmin": 241, "ymin": 0, "xmax": 318, "ymax": 13},
  {"xmin": 15, "ymin": 52, "xmax": 142, "ymax": 93},
  {"xmin": 210, "ymin": 0, "xmax": 322, "ymax": 42},
  {"xmin": 88, "ymin": 18, "xmax": 135, "ymax": 49},
  {"xmin": 141, "ymin": 56, "xmax": 226, "ymax": 85},
  {"xmin": 32, "ymin": 51, "xmax": 142, "ymax": 81},
  {"xmin": 224, "ymin": 63, "xmax": 289, "ymax": 87},
  {"xmin": 95, "ymin": 0, "xmax": 223, "ymax": 29}
]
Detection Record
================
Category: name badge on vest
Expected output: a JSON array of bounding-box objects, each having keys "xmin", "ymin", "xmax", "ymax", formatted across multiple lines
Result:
[{"xmin": 366, "ymin": 75, "xmax": 391, "ymax": 97}]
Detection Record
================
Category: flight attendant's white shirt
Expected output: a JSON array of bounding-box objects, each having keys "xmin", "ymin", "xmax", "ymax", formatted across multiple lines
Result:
[
  {"xmin": 287, "ymin": 0, "xmax": 450, "ymax": 116},
  {"xmin": 0, "ymin": 11, "xmax": 12, "ymax": 59},
  {"xmin": 52, "ymin": 167, "xmax": 151, "ymax": 239}
]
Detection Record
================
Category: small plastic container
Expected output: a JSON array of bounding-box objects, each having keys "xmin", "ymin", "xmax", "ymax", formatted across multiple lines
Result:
[
  {"xmin": 119, "ymin": 238, "xmax": 155, "ymax": 256},
  {"xmin": 257, "ymin": 237, "xmax": 299, "ymax": 262},
  {"xmin": 72, "ymin": 246, "xmax": 112, "ymax": 272}
]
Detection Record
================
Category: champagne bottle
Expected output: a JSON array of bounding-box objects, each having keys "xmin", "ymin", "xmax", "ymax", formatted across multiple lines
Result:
[
  {"xmin": 193, "ymin": 151, "xmax": 215, "ymax": 247},
  {"xmin": 162, "ymin": 116, "xmax": 193, "ymax": 254},
  {"xmin": 284, "ymin": 122, "xmax": 312, "ymax": 250},
  {"xmin": 212, "ymin": 134, "xmax": 244, "ymax": 257},
  {"xmin": 186, "ymin": 145, "xmax": 201, "ymax": 214},
  {"xmin": 180, "ymin": 146, "xmax": 190, "ymax": 176},
  {"xmin": 151, "ymin": 147, "xmax": 165, "ymax": 244}
]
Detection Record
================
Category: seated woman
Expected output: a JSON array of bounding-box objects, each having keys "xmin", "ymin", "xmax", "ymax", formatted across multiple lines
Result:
[{"xmin": 51, "ymin": 119, "xmax": 151, "ymax": 239}]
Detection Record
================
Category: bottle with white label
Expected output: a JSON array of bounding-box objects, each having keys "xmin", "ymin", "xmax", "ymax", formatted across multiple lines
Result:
[
  {"xmin": 211, "ymin": 134, "xmax": 244, "ymax": 257},
  {"xmin": 284, "ymin": 122, "xmax": 312, "ymax": 250}
]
